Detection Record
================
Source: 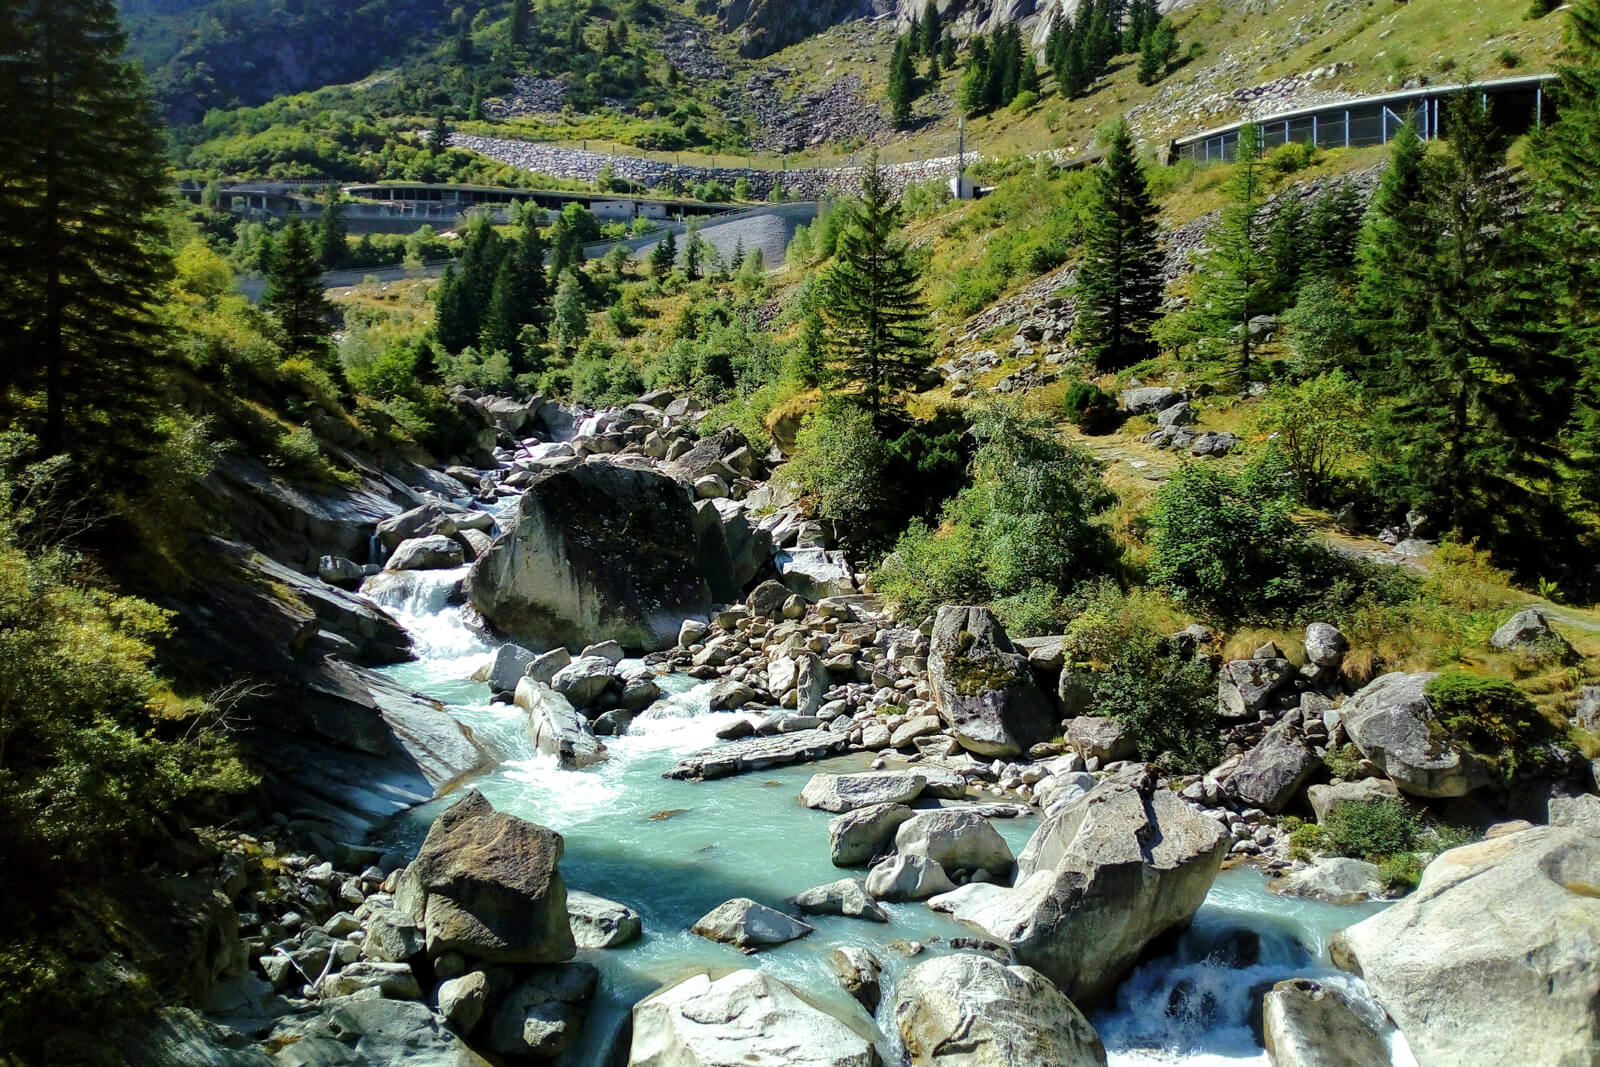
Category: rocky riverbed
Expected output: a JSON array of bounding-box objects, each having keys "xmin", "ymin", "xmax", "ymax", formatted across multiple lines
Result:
[{"xmin": 140, "ymin": 389, "xmax": 1600, "ymax": 1067}]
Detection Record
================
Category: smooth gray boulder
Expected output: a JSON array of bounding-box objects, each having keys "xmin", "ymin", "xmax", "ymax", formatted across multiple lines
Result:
[
  {"xmin": 1262, "ymin": 978, "xmax": 1390, "ymax": 1067},
  {"xmin": 468, "ymin": 463, "xmax": 717, "ymax": 651},
  {"xmin": 627, "ymin": 969, "xmax": 876, "ymax": 1067},
  {"xmin": 928, "ymin": 606, "xmax": 1056, "ymax": 758},
  {"xmin": 929, "ymin": 769, "xmax": 1227, "ymax": 1005},
  {"xmin": 479, "ymin": 643, "xmax": 535, "ymax": 694},
  {"xmin": 829, "ymin": 802, "xmax": 916, "ymax": 866},
  {"xmin": 1275, "ymin": 858, "xmax": 1384, "ymax": 905},
  {"xmin": 385, "ymin": 534, "xmax": 465, "ymax": 572},
  {"xmin": 567, "ymin": 890, "xmax": 642, "ymax": 948},
  {"xmin": 789, "ymin": 878, "xmax": 889, "ymax": 922},
  {"xmin": 894, "ymin": 811, "xmax": 1015, "ymax": 876},
  {"xmin": 776, "ymin": 547, "xmax": 855, "ymax": 600},
  {"xmin": 319, "ymin": 960, "xmax": 422, "ymax": 1000},
  {"xmin": 437, "ymin": 971, "xmax": 488, "ymax": 1035},
  {"xmin": 894, "ymin": 954, "xmax": 1107, "ymax": 1067},
  {"xmin": 1306, "ymin": 778, "xmax": 1399, "ymax": 823},
  {"xmin": 398, "ymin": 792, "xmax": 575, "ymax": 965},
  {"xmin": 549, "ymin": 655, "xmax": 618, "ymax": 708},
  {"xmin": 690, "ymin": 898, "xmax": 813, "ymax": 952},
  {"xmin": 486, "ymin": 963, "xmax": 598, "ymax": 1059},
  {"xmin": 1339, "ymin": 672, "xmax": 1489, "ymax": 797},
  {"xmin": 1217, "ymin": 658, "xmax": 1295, "ymax": 719},
  {"xmin": 1065, "ymin": 716, "xmax": 1135, "ymax": 763},
  {"xmin": 514, "ymin": 678, "xmax": 607, "ymax": 768},
  {"xmin": 1120, "ymin": 386, "xmax": 1183, "ymax": 414},
  {"xmin": 1303, "ymin": 623, "xmax": 1348, "ymax": 668},
  {"xmin": 801, "ymin": 770, "xmax": 928, "ymax": 813},
  {"xmin": 866, "ymin": 855, "xmax": 955, "ymax": 902},
  {"xmin": 1489, "ymin": 607, "xmax": 1574, "ymax": 660},
  {"xmin": 1227, "ymin": 723, "xmax": 1320, "ymax": 812},
  {"xmin": 526, "ymin": 646, "xmax": 571, "ymax": 685},
  {"xmin": 269, "ymin": 998, "xmax": 490, "ymax": 1066},
  {"xmin": 795, "ymin": 650, "xmax": 828, "ymax": 716},
  {"xmin": 1332, "ymin": 826, "xmax": 1600, "ymax": 1066}
]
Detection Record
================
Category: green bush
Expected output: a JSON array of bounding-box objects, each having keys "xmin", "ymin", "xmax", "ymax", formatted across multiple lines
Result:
[
  {"xmin": 1425, "ymin": 671, "xmax": 1559, "ymax": 779},
  {"xmin": 1323, "ymin": 797, "xmax": 1421, "ymax": 858},
  {"xmin": 1062, "ymin": 381, "xmax": 1120, "ymax": 434},
  {"xmin": 1378, "ymin": 852, "xmax": 1425, "ymax": 892}
]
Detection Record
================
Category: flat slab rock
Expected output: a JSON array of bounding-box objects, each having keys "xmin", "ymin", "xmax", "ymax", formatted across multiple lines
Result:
[{"xmin": 666, "ymin": 729, "xmax": 850, "ymax": 780}]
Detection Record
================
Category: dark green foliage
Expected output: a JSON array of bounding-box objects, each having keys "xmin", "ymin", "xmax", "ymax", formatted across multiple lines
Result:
[
  {"xmin": 1089, "ymin": 640, "xmax": 1219, "ymax": 771},
  {"xmin": 511, "ymin": 0, "xmax": 533, "ymax": 46},
  {"xmin": 1075, "ymin": 121, "xmax": 1163, "ymax": 370},
  {"xmin": 1265, "ymin": 196, "xmax": 1304, "ymax": 311},
  {"xmin": 1047, "ymin": 0, "xmax": 1132, "ymax": 98},
  {"xmin": 1426, "ymin": 672, "xmax": 1561, "ymax": 780},
  {"xmin": 1062, "ymin": 381, "xmax": 1121, "ymax": 433},
  {"xmin": 1301, "ymin": 182, "xmax": 1364, "ymax": 285},
  {"xmin": 0, "ymin": 0, "xmax": 176, "ymax": 462},
  {"xmin": 650, "ymin": 229, "xmax": 677, "ymax": 279},
  {"xmin": 1321, "ymin": 799, "xmax": 1421, "ymax": 859},
  {"xmin": 1194, "ymin": 124, "xmax": 1269, "ymax": 376},
  {"xmin": 264, "ymin": 219, "xmax": 335, "ymax": 362},
  {"xmin": 888, "ymin": 36, "xmax": 918, "ymax": 127},
  {"xmin": 317, "ymin": 186, "xmax": 348, "ymax": 268},
  {"xmin": 819, "ymin": 160, "xmax": 933, "ymax": 424},
  {"xmin": 921, "ymin": 0, "xmax": 941, "ymax": 56},
  {"xmin": 958, "ymin": 37, "xmax": 990, "ymax": 113}
]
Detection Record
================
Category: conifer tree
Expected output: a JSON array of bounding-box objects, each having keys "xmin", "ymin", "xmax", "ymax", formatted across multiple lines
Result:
[
  {"xmin": 682, "ymin": 230, "xmax": 704, "ymax": 280},
  {"xmin": 939, "ymin": 35, "xmax": 956, "ymax": 68},
  {"xmin": 818, "ymin": 160, "xmax": 932, "ymax": 424},
  {"xmin": 1019, "ymin": 53, "xmax": 1040, "ymax": 95},
  {"xmin": 318, "ymin": 185, "xmax": 348, "ymax": 268},
  {"xmin": 959, "ymin": 37, "xmax": 990, "ymax": 114},
  {"xmin": 1194, "ymin": 124, "xmax": 1269, "ymax": 375},
  {"xmin": 650, "ymin": 229, "xmax": 677, "ymax": 278},
  {"xmin": 1138, "ymin": 21, "xmax": 1176, "ymax": 84},
  {"xmin": 265, "ymin": 219, "xmax": 334, "ymax": 362},
  {"xmin": 1355, "ymin": 121, "xmax": 1429, "ymax": 366},
  {"xmin": 510, "ymin": 0, "xmax": 531, "ymax": 47},
  {"xmin": 433, "ymin": 264, "xmax": 475, "ymax": 354},
  {"xmin": 1367, "ymin": 97, "xmax": 1574, "ymax": 543},
  {"xmin": 1074, "ymin": 120, "xmax": 1162, "ymax": 370},
  {"xmin": 1301, "ymin": 181, "xmax": 1364, "ymax": 285},
  {"xmin": 921, "ymin": 0, "xmax": 942, "ymax": 56},
  {"xmin": 0, "ymin": 0, "xmax": 174, "ymax": 456},
  {"xmin": 927, "ymin": 51, "xmax": 942, "ymax": 81},
  {"xmin": 888, "ymin": 38, "xmax": 918, "ymax": 126},
  {"xmin": 1265, "ymin": 196, "xmax": 1304, "ymax": 311},
  {"xmin": 552, "ymin": 269, "xmax": 588, "ymax": 352},
  {"xmin": 431, "ymin": 111, "xmax": 451, "ymax": 153}
]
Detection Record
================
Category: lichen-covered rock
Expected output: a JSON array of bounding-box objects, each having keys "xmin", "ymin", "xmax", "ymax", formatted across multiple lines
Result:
[
  {"xmin": 1339, "ymin": 672, "xmax": 1489, "ymax": 797},
  {"xmin": 1331, "ymin": 826, "xmax": 1600, "ymax": 1066},
  {"xmin": 468, "ymin": 462, "xmax": 717, "ymax": 652},
  {"xmin": 401, "ymin": 792, "xmax": 575, "ymax": 965},
  {"xmin": 928, "ymin": 605, "xmax": 1056, "ymax": 758}
]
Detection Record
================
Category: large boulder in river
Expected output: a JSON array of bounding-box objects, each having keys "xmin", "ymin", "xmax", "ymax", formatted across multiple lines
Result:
[
  {"xmin": 467, "ymin": 462, "xmax": 718, "ymax": 652},
  {"xmin": 801, "ymin": 770, "xmax": 928, "ymax": 812},
  {"xmin": 513, "ymin": 678, "xmax": 607, "ymax": 768},
  {"xmin": 928, "ymin": 606, "xmax": 1056, "ymax": 759},
  {"xmin": 1331, "ymin": 825, "xmax": 1600, "ymax": 1066},
  {"xmin": 691, "ymin": 898, "xmax": 813, "ymax": 952},
  {"xmin": 1339, "ymin": 672, "xmax": 1489, "ymax": 797},
  {"xmin": 1262, "ymin": 977, "xmax": 1390, "ymax": 1067},
  {"xmin": 628, "ymin": 969, "xmax": 876, "ymax": 1067},
  {"xmin": 894, "ymin": 954, "xmax": 1107, "ymax": 1067},
  {"xmin": 399, "ymin": 792, "xmax": 575, "ymax": 965},
  {"xmin": 929, "ymin": 768, "xmax": 1228, "ymax": 1005},
  {"xmin": 894, "ymin": 810, "xmax": 1015, "ymax": 877}
]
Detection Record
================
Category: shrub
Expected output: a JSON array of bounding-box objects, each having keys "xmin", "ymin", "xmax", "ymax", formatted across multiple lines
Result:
[
  {"xmin": 1008, "ymin": 89, "xmax": 1040, "ymax": 113},
  {"xmin": 1283, "ymin": 278, "xmax": 1359, "ymax": 379},
  {"xmin": 1062, "ymin": 381, "xmax": 1120, "ymax": 434},
  {"xmin": 1267, "ymin": 141, "xmax": 1317, "ymax": 174},
  {"xmin": 1425, "ymin": 671, "xmax": 1559, "ymax": 779},
  {"xmin": 1248, "ymin": 371, "xmax": 1369, "ymax": 503},
  {"xmin": 1323, "ymin": 797, "xmax": 1421, "ymax": 859},
  {"xmin": 1378, "ymin": 852, "xmax": 1425, "ymax": 892}
]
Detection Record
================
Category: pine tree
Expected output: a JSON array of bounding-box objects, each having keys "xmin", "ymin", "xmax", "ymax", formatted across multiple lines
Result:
[
  {"xmin": 682, "ymin": 230, "xmax": 704, "ymax": 280},
  {"xmin": 921, "ymin": 0, "xmax": 941, "ymax": 56},
  {"xmin": 888, "ymin": 38, "xmax": 918, "ymax": 127},
  {"xmin": 479, "ymin": 257, "xmax": 521, "ymax": 356},
  {"xmin": 265, "ymin": 219, "xmax": 334, "ymax": 362},
  {"xmin": 908, "ymin": 14, "xmax": 923, "ymax": 55},
  {"xmin": 1265, "ymin": 196, "xmax": 1304, "ymax": 311},
  {"xmin": 1300, "ymin": 181, "xmax": 1363, "ymax": 285},
  {"xmin": 1195, "ymin": 124, "xmax": 1269, "ymax": 376},
  {"xmin": 1074, "ymin": 120, "xmax": 1163, "ymax": 370},
  {"xmin": 431, "ymin": 111, "xmax": 451, "ymax": 153},
  {"xmin": 1368, "ymin": 97, "xmax": 1575, "ymax": 544},
  {"xmin": 997, "ymin": 23, "xmax": 1024, "ymax": 105},
  {"xmin": 1019, "ymin": 53, "xmax": 1040, "ymax": 95},
  {"xmin": 1138, "ymin": 21, "xmax": 1175, "ymax": 84},
  {"xmin": 650, "ymin": 229, "xmax": 677, "ymax": 278},
  {"xmin": 939, "ymin": 35, "xmax": 956, "ymax": 67},
  {"xmin": 959, "ymin": 37, "xmax": 990, "ymax": 114},
  {"xmin": 819, "ymin": 159, "xmax": 932, "ymax": 424},
  {"xmin": 1355, "ymin": 121, "xmax": 1429, "ymax": 366},
  {"xmin": 927, "ymin": 51, "xmax": 942, "ymax": 81},
  {"xmin": 731, "ymin": 237, "xmax": 745, "ymax": 271},
  {"xmin": 510, "ymin": 0, "xmax": 531, "ymax": 46},
  {"xmin": 552, "ymin": 269, "xmax": 588, "ymax": 352},
  {"xmin": 318, "ymin": 185, "xmax": 348, "ymax": 268},
  {"xmin": 433, "ymin": 265, "xmax": 474, "ymax": 353},
  {"xmin": 1124, "ymin": 0, "xmax": 1155, "ymax": 52},
  {"xmin": 0, "ymin": 0, "xmax": 174, "ymax": 456}
]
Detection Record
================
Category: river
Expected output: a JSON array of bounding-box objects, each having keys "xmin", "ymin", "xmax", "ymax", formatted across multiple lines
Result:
[{"xmin": 366, "ymin": 546, "xmax": 1416, "ymax": 1066}]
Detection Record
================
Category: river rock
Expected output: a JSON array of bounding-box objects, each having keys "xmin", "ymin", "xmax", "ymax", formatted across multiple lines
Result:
[
  {"xmin": 567, "ymin": 890, "xmax": 642, "ymax": 948},
  {"xmin": 829, "ymin": 946, "xmax": 883, "ymax": 1011},
  {"xmin": 866, "ymin": 855, "xmax": 955, "ymax": 901},
  {"xmin": 747, "ymin": 579, "xmax": 792, "ymax": 618},
  {"xmin": 437, "ymin": 970, "xmax": 488, "ymax": 1034},
  {"xmin": 486, "ymin": 963, "xmax": 598, "ymax": 1058},
  {"xmin": 776, "ymin": 547, "xmax": 855, "ymax": 601},
  {"xmin": 627, "ymin": 969, "xmax": 876, "ymax": 1067},
  {"xmin": 894, "ymin": 811, "xmax": 1015, "ymax": 876},
  {"xmin": 1227, "ymin": 723, "xmax": 1320, "ymax": 812},
  {"xmin": 269, "ymin": 998, "xmax": 490, "ymax": 1066},
  {"xmin": 928, "ymin": 605, "xmax": 1056, "ymax": 758},
  {"xmin": 1120, "ymin": 386, "xmax": 1183, "ymax": 414},
  {"xmin": 928, "ymin": 769, "xmax": 1228, "ymax": 1005},
  {"xmin": 795, "ymin": 651, "xmax": 828, "ymax": 716},
  {"xmin": 468, "ymin": 462, "xmax": 718, "ymax": 651},
  {"xmin": 668, "ymin": 729, "xmax": 850, "ymax": 779},
  {"xmin": 527, "ymin": 646, "xmax": 571, "ymax": 685},
  {"xmin": 1339, "ymin": 672, "xmax": 1489, "ymax": 797},
  {"xmin": 1306, "ymin": 778, "xmax": 1399, "ymax": 823},
  {"xmin": 479, "ymin": 643, "xmax": 535, "ymax": 694},
  {"xmin": 707, "ymin": 678, "xmax": 758, "ymax": 710},
  {"xmin": 1262, "ymin": 978, "xmax": 1390, "ymax": 1067},
  {"xmin": 1065, "ymin": 716, "xmax": 1135, "ymax": 763},
  {"xmin": 890, "ymin": 714, "xmax": 943, "ymax": 748},
  {"xmin": 829, "ymin": 802, "xmax": 916, "ymax": 866},
  {"xmin": 1217, "ymin": 658, "xmax": 1295, "ymax": 719},
  {"xmin": 320, "ymin": 960, "xmax": 422, "ymax": 1000},
  {"xmin": 789, "ymin": 878, "xmax": 889, "ymax": 922},
  {"xmin": 1333, "ymin": 825, "xmax": 1600, "ymax": 1065},
  {"xmin": 1275, "ymin": 858, "xmax": 1384, "ymax": 905},
  {"xmin": 691, "ymin": 898, "xmax": 813, "ymax": 952},
  {"xmin": 894, "ymin": 953, "xmax": 1108, "ymax": 1067},
  {"xmin": 360, "ymin": 907, "xmax": 425, "ymax": 962},
  {"xmin": 515, "ymin": 678, "xmax": 607, "ymax": 768},
  {"xmin": 549, "ymin": 655, "xmax": 619, "ymax": 707},
  {"xmin": 385, "ymin": 534, "xmax": 465, "ymax": 572},
  {"xmin": 801, "ymin": 770, "xmax": 928, "ymax": 812},
  {"xmin": 401, "ymin": 791, "xmax": 575, "ymax": 965}
]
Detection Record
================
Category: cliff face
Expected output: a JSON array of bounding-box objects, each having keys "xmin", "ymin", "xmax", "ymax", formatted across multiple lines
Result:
[
  {"xmin": 891, "ymin": 0, "xmax": 1200, "ymax": 56},
  {"xmin": 719, "ymin": 0, "xmax": 879, "ymax": 58}
]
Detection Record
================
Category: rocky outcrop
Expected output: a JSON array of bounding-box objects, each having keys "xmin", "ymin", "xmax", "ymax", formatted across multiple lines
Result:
[
  {"xmin": 928, "ymin": 605, "xmax": 1056, "ymax": 758},
  {"xmin": 397, "ymin": 792, "xmax": 575, "ymax": 965},
  {"xmin": 1262, "ymin": 978, "xmax": 1390, "ymax": 1067},
  {"xmin": 628, "ymin": 969, "xmax": 877, "ymax": 1066},
  {"xmin": 1331, "ymin": 826, "xmax": 1600, "ymax": 1066},
  {"xmin": 719, "ymin": 0, "xmax": 874, "ymax": 58},
  {"xmin": 468, "ymin": 461, "xmax": 719, "ymax": 652},
  {"xmin": 930, "ymin": 769, "xmax": 1227, "ymax": 1005},
  {"xmin": 1339, "ymin": 672, "xmax": 1489, "ymax": 798},
  {"xmin": 1489, "ymin": 607, "xmax": 1575, "ymax": 661},
  {"xmin": 894, "ymin": 954, "xmax": 1108, "ymax": 1067}
]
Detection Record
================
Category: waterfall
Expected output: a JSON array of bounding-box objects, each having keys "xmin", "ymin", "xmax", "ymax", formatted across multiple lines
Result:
[{"xmin": 362, "ymin": 565, "xmax": 485, "ymax": 663}]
